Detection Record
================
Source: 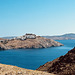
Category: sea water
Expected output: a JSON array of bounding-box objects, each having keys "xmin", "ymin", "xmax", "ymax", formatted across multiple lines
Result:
[{"xmin": 0, "ymin": 40, "xmax": 75, "ymax": 70}]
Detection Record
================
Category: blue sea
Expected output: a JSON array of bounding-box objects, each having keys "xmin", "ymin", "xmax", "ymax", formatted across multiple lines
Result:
[{"xmin": 0, "ymin": 40, "xmax": 75, "ymax": 70}]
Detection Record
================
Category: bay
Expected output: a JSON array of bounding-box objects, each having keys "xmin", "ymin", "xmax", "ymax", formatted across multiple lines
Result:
[{"xmin": 0, "ymin": 40, "xmax": 75, "ymax": 70}]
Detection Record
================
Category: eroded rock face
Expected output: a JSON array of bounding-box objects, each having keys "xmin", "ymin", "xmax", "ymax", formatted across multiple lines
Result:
[
  {"xmin": 37, "ymin": 47, "xmax": 75, "ymax": 75},
  {"xmin": 0, "ymin": 34, "xmax": 63, "ymax": 50},
  {"xmin": 0, "ymin": 64, "xmax": 55, "ymax": 75}
]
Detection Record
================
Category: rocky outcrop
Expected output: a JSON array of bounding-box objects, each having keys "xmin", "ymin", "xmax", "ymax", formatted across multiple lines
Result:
[
  {"xmin": 0, "ymin": 64, "xmax": 55, "ymax": 75},
  {"xmin": 0, "ymin": 34, "xmax": 63, "ymax": 50},
  {"xmin": 37, "ymin": 47, "xmax": 75, "ymax": 75}
]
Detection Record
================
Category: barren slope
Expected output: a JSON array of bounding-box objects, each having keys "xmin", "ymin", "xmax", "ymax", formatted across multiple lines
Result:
[
  {"xmin": 0, "ymin": 64, "xmax": 55, "ymax": 75},
  {"xmin": 37, "ymin": 47, "xmax": 75, "ymax": 75}
]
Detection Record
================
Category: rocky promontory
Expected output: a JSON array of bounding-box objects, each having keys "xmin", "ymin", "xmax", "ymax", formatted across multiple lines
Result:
[
  {"xmin": 37, "ymin": 47, "xmax": 75, "ymax": 75},
  {"xmin": 0, "ymin": 34, "xmax": 63, "ymax": 50}
]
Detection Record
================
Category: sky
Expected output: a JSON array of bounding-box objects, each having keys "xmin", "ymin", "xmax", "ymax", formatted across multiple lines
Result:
[{"xmin": 0, "ymin": 0, "xmax": 75, "ymax": 37}]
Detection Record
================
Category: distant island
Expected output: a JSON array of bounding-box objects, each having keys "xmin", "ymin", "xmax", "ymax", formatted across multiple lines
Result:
[
  {"xmin": 42, "ymin": 33, "xmax": 75, "ymax": 40},
  {"xmin": 0, "ymin": 34, "xmax": 63, "ymax": 50}
]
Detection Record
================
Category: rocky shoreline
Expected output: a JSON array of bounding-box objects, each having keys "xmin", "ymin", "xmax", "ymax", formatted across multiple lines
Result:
[
  {"xmin": 0, "ymin": 34, "xmax": 75, "ymax": 75},
  {"xmin": 0, "ymin": 34, "xmax": 63, "ymax": 50}
]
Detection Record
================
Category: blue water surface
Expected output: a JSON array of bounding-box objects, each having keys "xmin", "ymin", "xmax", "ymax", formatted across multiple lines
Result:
[{"xmin": 0, "ymin": 40, "xmax": 75, "ymax": 70}]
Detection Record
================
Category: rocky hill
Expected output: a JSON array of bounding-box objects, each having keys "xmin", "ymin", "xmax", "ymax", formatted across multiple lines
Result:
[
  {"xmin": 0, "ymin": 34, "xmax": 63, "ymax": 50},
  {"xmin": 0, "ymin": 64, "xmax": 55, "ymax": 75},
  {"xmin": 37, "ymin": 47, "xmax": 75, "ymax": 75},
  {"xmin": 42, "ymin": 33, "xmax": 75, "ymax": 40}
]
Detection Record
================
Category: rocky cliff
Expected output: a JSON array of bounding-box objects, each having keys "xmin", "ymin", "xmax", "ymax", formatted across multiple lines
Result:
[
  {"xmin": 0, "ymin": 34, "xmax": 63, "ymax": 50},
  {"xmin": 0, "ymin": 64, "xmax": 55, "ymax": 75},
  {"xmin": 37, "ymin": 47, "xmax": 75, "ymax": 75}
]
